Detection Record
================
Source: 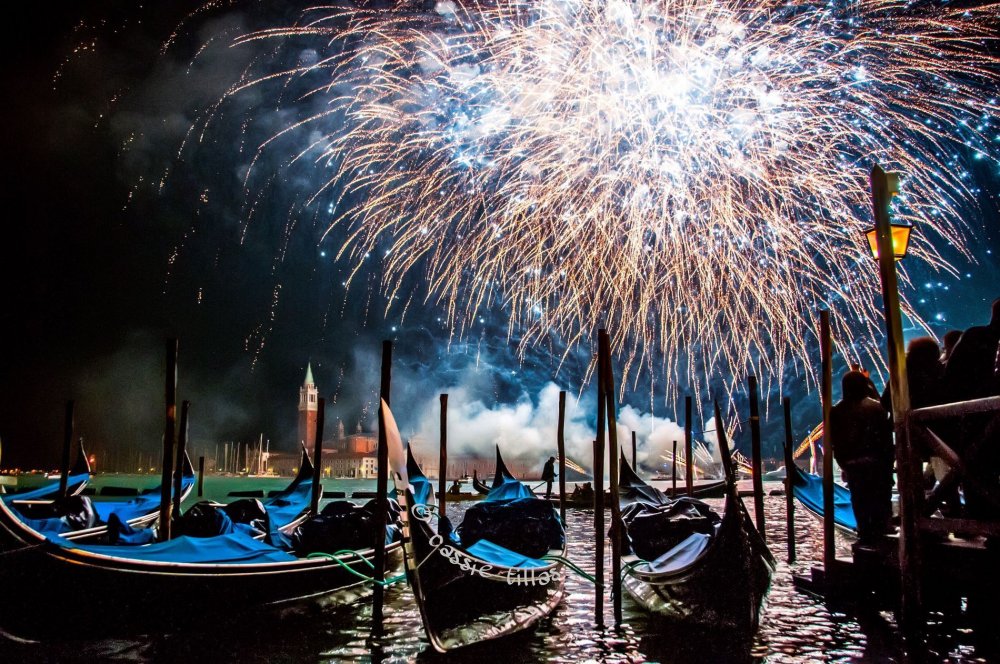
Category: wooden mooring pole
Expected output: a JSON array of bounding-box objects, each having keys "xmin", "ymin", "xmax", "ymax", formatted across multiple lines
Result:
[
  {"xmin": 685, "ymin": 396, "xmax": 694, "ymax": 495},
  {"xmin": 159, "ymin": 339, "xmax": 178, "ymax": 542},
  {"xmin": 373, "ymin": 340, "xmax": 393, "ymax": 631},
  {"xmin": 594, "ymin": 342, "xmax": 607, "ymax": 627},
  {"xmin": 197, "ymin": 455, "xmax": 205, "ymax": 498},
  {"xmin": 820, "ymin": 310, "xmax": 835, "ymax": 576},
  {"xmin": 782, "ymin": 397, "xmax": 796, "ymax": 564},
  {"xmin": 672, "ymin": 440, "xmax": 678, "ymax": 495},
  {"xmin": 748, "ymin": 375, "xmax": 766, "ymax": 539},
  {"xmin": 631, "ymin": 431, "xmax": 637, "ymax": 469},
  {"xmin": 599, "ymin": 330, "xmax": 623, "ymax": 625},
  {"xmin": 310, "ymin": 398, "xmax": 326, "ymax": 517},
  {"xmin": 173, "ymin": 400, "xmax": 190, "ymax": 517},
  {"xmin": 59, "ymin": 400, "xmax": 74, "ymax": 500},
  {"xmin": 439, "ymin": 393, "xmax": 448, "ymax": 525},
  {"xmin": 558, "ymin": 390, "xmax": 567, "ymax": 527}
]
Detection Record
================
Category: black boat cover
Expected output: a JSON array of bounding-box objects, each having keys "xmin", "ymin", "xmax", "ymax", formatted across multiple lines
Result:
[
  {"xmin": 457, "ymin": 497, "xmax": 564, "ymax": 559},
  {"xmin": 290, "ymin": 498, "xmax": 402, "ymax": 556},
  {"xmin": 174, "ymin": 499, "xmax": 270, "ymax": 538},
  {"xmin": 621, "ymin": 498, "xmax": 720, "ymax": 561}
]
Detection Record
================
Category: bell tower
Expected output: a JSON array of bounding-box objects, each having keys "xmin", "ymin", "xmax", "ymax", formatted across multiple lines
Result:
[{"xmin": 298, "ymin": 363, "xmax": 319, "ymax": 452}]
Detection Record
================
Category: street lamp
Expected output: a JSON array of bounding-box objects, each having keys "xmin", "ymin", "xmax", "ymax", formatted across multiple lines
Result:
[
  {"xmin": 868, "ymin": 163, "xmax": 921, "ymax": 631},
  {"xmin": 864, "ymin": 222, "xmax": 913, "ymax": 260},
  {"xmin": 863, "ymin": 170, "xmax": 912, "ymax": 260}
]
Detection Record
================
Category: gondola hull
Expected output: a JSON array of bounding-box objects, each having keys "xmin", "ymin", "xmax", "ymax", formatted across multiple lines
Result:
[
  {"xmin": 400, "ymin": 493, "xmax": 564, "ymax": 652},
  {"xmin": 622, "ymin": 492, "xmax": 774, "ymax": 632},
  {"xmin": 0, "ymin": 492, "xmax": 402, "ymax": 641}
]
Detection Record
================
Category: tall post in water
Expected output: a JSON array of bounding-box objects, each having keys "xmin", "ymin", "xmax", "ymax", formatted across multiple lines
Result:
[
  {"xmin": 438, "ymin": 393, "xmax": 448, "ymax": 524},
  {"xmin": 599, "ymin": 330, "xmax": 623, "ymax": 625},
  {"xmin": 820, "ymin": 309, "xmax": 835, "ymax": 575},
  {"xmin": 197, "ymin": 456, "xmax": 205, "ymax": 498},
  {"xmin": 159, "ymin": 339, "xmax": 178, "ymax": 542},
  {"xmin": 782, "ymin": 397, "xmax": 796, "ymax": 564},
  {"xmin": 372, "ymin": 340, "xmax": 393, "ymax": 632},
  {"xmin": 748, "ymin": 375, "xmax": 766, "ymax": 539},
  {"xmin": 672, "ymin": 440, "xmax": 678, "ymax": 495},
  {"xmin": 173, "ymin": 400, "xmax": 190, "ymax": 517},
  {"xmin": 309, "ymin": 398, "xmax": 326, "ymax": 517},
  {"xmin": 59, "ymin": 400, "xmax": 75, "ymax": 500},
  {"xmin": 558, "ymin": 390, "xmax": 567, "ymax": 526},
  {"xmin": 684, "ymin": 396, "xmax": 694, "ymax": 495},
  {"xmin": 594, "ymin": 343, "xmax": 607, "ymax": 627}
]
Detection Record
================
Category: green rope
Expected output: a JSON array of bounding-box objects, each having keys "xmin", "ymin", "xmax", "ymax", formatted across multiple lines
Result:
[
  {"xmin": 541, "ymin": 554, "xmax": 599, "ymax": 585},
  {"xmin": 306, "ymin": 550, "xmax": 406, "ymax": 587}
]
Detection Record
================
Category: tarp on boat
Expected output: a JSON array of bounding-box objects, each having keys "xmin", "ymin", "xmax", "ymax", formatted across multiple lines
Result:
[
  {"xmin": 484, "ymin": 446, "xmax": 533, "ymax": 502},
  {"xmin": 94, "ymin": 474, "xmax": 197, "ymax": 524},
  {"xmin": 790, "ymin": 465, "xmax": 857, "ymax": 532},
  {"xmin": 3, "ymin": 473, "xmax": 90, "ymax": 503},
  {"xmin": 465, "ymin": 539, "xmax": 548, "ymax": 569},
  {"xmin": 634, "ymin": 533, "xmax": 711, "ymax": 574},
  {"xmin": 45, "ymin": 531, "xmax": 297, "ymax": 564},
  {"xmin": 458, "ymin": 497, "xmax": 564, "ymax": 558}
]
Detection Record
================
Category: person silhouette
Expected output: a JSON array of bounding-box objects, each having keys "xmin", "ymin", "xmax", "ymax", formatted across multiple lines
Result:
[{"xmin": 541, "ymin": 456, "xmax": 556, "ymax": 499}]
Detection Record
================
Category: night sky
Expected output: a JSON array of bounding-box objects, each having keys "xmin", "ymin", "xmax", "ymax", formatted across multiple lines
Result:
[{"xmin": 1, "ymin": 1, "xmax": 998, "ymax": 472}]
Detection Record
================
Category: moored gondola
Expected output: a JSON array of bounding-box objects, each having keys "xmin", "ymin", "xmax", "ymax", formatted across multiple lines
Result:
[
  {"xmin": 3, "ymin": 441, "xmax": 92, "ymax": 505},
  {"xmin": 0, "ymin": 462, "xmax": 403, "ymax": 641},
  {"xmin": 385, "ymin": 407, "xmax": 565, "ymax": 653},
  {"xmin": 619, "ymin": 402, "xmax": 775, "ymax": 632}
]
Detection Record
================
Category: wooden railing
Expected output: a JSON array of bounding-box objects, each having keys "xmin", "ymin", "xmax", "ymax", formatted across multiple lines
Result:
[{"xmin": 907, "ymin": 396, "xmax": 1000, "ymax": 538}]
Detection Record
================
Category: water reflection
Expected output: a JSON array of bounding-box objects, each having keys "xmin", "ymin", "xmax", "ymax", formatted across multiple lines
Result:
[{"xmin": 2, "ymin": 491, "xmax": 993, "ymax": 662}]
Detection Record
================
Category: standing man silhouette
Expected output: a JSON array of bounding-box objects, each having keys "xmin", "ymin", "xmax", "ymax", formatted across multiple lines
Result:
[{"xmin": 541, "ymin": 456, "xmax": 557, "ymax": 499}]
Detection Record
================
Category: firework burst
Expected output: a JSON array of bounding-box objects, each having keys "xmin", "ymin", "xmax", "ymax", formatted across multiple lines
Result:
[{"xmin": 216, "ymin": 0, "xmax": 998, "ymax": 394}]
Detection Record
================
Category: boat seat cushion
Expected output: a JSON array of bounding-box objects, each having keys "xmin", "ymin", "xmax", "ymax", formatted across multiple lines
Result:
[
  {"xmin": 639, "ymin": 533, "xmax": 711, "ymax": 573},
  {"xmin": 465, "ymin": 539, "xmax": 549, "ymax": 569}
]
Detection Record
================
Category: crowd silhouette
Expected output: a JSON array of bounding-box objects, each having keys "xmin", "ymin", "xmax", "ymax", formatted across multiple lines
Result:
[{"xmin": 830, "ymin": 297, "xmax": 1000, "ymax": 545}]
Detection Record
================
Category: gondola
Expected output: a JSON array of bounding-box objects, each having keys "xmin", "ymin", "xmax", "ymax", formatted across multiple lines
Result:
[
  {"xmin": 619, "ymin": 402, "xmax": 775, "ymax": 632},
  {"xmin": 471, "ymin": 445, "xmax": 519, "ymax": 497},
  {"xmin": 789, "ymin": 463, "xmax": 858, "ymax": 534},
  {"xmin": 15, "ymin": 453, "xmax": 197, "ymax": 543},
  {"xmin": 2, "ymin": 441, "xmax": 92, "ymax": 505},
  {"xmin": 658, "ymin": 479, "xmax": 728, "ymax": 499},
  {"xmin": 0, "ymin": 462, "xmax": 403, "ymax": 641},
  {"xmin": 471, "ymin": 469, "xmax": 491, "ymax": 496},
  {"xmin": 386, "ymin": 407, "xmax": 565, "ymax": 653}
]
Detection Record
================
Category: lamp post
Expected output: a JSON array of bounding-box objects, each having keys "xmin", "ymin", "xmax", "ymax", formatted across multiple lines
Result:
[{"xmin": 867, "ymin": 164, "xmax": 920, "ymax": 634}]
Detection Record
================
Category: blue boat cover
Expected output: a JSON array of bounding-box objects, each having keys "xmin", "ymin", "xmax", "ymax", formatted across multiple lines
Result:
[
  {"xmin": 45, "ymin": 531, "xmax": 297, "ymax": 564},
  {"xmin": 465, "ymin": 539, "xmax": 548, "ymax": 569},
  {"xmin": 2, "ymin": 473, "xmax": 90, "ymax": 503},
  {"xmin": 263, "ymin": 479, "xmax": 312, "ymax": 529},
  {"xmin": 790, "ymin": 465, "xmax": 857, "ymax": 532},
  {"xmin": 638, "ymin": 533, "xmax": 711, "ymax": 574},
  {"xmin": 94, "ymin": 475, "xmax": 197, "ymax": 524},
  {"xmin": 484, "ymin": 476, "xmax": 533, "ymax": 502}
]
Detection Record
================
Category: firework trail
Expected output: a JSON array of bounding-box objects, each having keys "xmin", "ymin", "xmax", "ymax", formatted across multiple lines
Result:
[{"xmin": 210, "ymin": 0, "xmax": 998, "ymax": 395}]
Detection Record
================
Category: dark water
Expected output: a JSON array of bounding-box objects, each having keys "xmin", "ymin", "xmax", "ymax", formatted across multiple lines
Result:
[{"xmin": 1, "ymin": 484, "xmax": 994, "ymax": 662}]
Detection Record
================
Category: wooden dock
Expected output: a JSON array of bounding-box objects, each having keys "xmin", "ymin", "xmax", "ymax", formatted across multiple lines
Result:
[{"xmin": 793, "ymin": 396, "xmax": 1000, "ymax": 638}]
